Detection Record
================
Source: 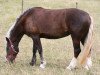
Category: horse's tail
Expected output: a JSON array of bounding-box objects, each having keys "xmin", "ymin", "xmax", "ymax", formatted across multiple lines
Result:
[{"xmin": 78, "ymin": 16, "xmax": 93, "ymax": 65}]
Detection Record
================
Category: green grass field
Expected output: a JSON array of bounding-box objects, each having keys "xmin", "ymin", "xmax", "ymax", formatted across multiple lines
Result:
[{"xmin": 0, "ymin": 0, "xmax": 100, "ymax": 75}]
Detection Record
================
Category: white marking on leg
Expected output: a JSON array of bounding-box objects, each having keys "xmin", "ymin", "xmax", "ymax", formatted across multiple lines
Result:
[
  {"xmin": 67, "ymin": 57, "xmax": 77, "ymax": 70},
  {"xmin": 6, "ymin": 22, "xmax": 16, "ymax": 38},
  {"xmin": 40, "ymin": 60, "xmax": 46, "ymax": 69},
  {"xmin": 84, "ymin": 57, "xmax": 92, "ymax": 70}
]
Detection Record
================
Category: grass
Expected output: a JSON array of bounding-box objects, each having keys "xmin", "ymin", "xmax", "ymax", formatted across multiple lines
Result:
[{"xmin": 0, "ymin": 0, "xmax": 100, "ymax": 75}]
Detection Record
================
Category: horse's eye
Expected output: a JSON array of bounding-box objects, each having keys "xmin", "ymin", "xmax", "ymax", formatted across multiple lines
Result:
[
  {"xmin": 13, "ymin": 53, "xmax": 17, "ymax": 56},
  {"xmin": 6, "ymin": 46, "xmax": 9, "ymax": 53}
]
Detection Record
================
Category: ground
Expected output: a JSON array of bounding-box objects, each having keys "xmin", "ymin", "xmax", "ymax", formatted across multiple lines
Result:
[{"xmin": 0, "ymin": 0, "xmax": 100, "ymax": 75}]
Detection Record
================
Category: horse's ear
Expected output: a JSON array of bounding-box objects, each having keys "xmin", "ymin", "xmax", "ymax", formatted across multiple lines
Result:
[{"xmin": 6, "ymin": 37, "xmax": 10, "ymax": 44}]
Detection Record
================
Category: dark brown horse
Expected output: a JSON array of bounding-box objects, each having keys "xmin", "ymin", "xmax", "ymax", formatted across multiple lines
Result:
[{"xmin": 6, "ymin": 7, "xmax": 93, "ymax": 70}]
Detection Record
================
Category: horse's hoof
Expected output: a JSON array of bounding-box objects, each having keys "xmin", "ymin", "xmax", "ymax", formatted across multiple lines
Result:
[
  {"xmin": 84, "ymin": 64, "xmax": 92, "ymax": 70},
  {"xmin": 40, "ymin": 61, "xmax": 46, "ymax": 69},
  {"xmin": 30, "ymin": 62, "xmax": 35, "ymax": 66},
  {"xmin": 66, "ymin": 66, "xmax": 72, "ymax": 70},
  {"xmin": 67, "ymin": 57, "xmax": 77, "ymax": 70},
  {"xmin": 84, "ymin": 65, "xmax": 89, "ymax": 70},
  {"xmin": 84, "ymin": 57, "xmax": 92, "ymax": 70},
  {"xmin": 66, "ymin": 65, "xmax": 76, "ymax": 70},
  {"xmin": 40, "ymin": 64, "xmax": 45, "ymax": 69}
]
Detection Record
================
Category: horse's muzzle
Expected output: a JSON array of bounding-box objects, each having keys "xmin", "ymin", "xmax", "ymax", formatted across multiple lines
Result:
[{"xmin": 6, "ymin": 55, "xmax": 16, "ymax": 63}]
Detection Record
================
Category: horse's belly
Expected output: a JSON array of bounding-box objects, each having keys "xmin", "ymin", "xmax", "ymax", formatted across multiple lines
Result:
[{"xmin": 40, "ymin": 31, "xmax": 70, "ymax": 39}]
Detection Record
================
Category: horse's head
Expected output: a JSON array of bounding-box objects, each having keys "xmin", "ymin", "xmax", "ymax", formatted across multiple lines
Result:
[{"xmin": 6, "ymin": 37, "xmax": 18, "ymax": 63}]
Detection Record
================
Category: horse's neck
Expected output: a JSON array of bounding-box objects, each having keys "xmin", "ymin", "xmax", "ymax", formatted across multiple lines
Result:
[
  {"xmin": 9, "ymin": 25, "xmax": 24, "ymax": 46},
  {"xmin": 10, "ymin": 33, "xmax": 23, "ymax": 46}
]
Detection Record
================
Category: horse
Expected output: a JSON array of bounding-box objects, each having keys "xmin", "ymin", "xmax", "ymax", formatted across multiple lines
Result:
[{"xmin": 5, "ymin": 7, "xmax": 93, "ymax": 70}]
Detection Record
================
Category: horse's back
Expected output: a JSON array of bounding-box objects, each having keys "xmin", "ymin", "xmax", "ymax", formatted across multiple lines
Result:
[
  {"xmin": 26, "ymin": 7, "xmax": 69, "ymax": 38},
  {"xmin": 24, "ymin": 7, "xmax": 91, "ymax": 38}
]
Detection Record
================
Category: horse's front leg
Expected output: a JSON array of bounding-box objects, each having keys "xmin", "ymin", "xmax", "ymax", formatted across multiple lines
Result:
[
  {"xmin": 30, "ymin": 35, "xmax": 46, "ymax": 68},
  {"xmin": 67, "ymin": 35, "xmax": 81, "ymax": 70},
  {"xmin": 36, "ymin": 37, "xmax": 46, "ymax": 69},
  {"xmin": 30, "ymin": 36, "xmax": 38, "ymax": 66}
]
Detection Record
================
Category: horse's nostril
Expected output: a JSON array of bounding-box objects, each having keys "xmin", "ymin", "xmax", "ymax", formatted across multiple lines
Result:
[
  {"xmin": 6, "ymin": 57, "xmax": 10, "ymax": 62},
  {"xmin": 6, "ymin": 55, "xmax": 12, "ymax": 61}
]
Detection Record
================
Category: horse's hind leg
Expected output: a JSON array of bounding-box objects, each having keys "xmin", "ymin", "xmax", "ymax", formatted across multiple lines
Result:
[
  {"xmin": 67, "ymin": 34, "xmax": 81, "ymax": 70},
  {"xmin": 81, "ymin": 36, "xmax": 92, "ymax": 70}
]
